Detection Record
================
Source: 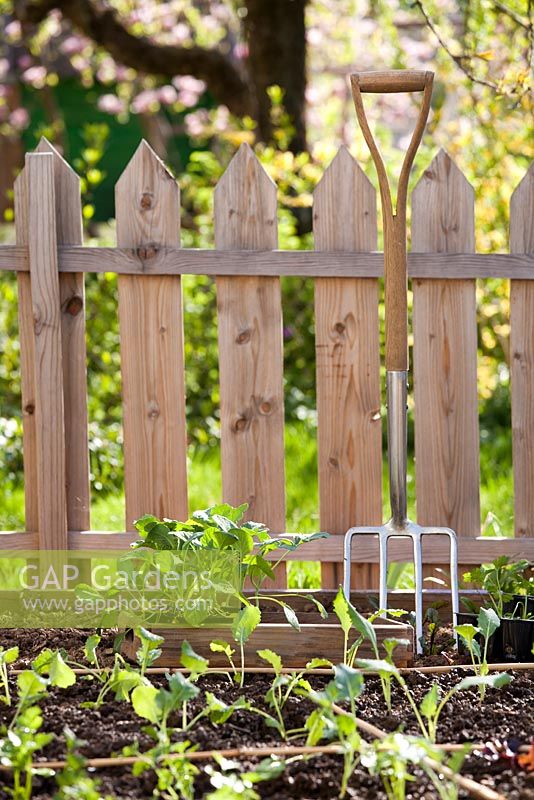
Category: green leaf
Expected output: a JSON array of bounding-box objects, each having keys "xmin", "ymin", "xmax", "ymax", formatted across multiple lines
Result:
[
  {"xmin": 333, "ymin": 587, "xmax": 352, "ymax": 635},
  {"xmin": 306, "ymin": 657, "xmax": 332, "ymax": 669},
  {"xmin": 180, "ymin": 641, "xmax": 209, "ymax": 674},
  {"xmin": 131, "ymin": 684, "xmax": 160, "ymax": 724},
  {"xmin": 454, "ymin": 673, "xmax": 511, "ymax": 693},
  {"xmin": 165, "ymin": 672, "xmax": 199, "ymax": 705},
  {"xmin": 355, "ymin": 658, "xmax": 399, "ymax": 676},
  {"xmin": 232, "ymin": 604, "xmax": 261, "ymax": 644},
  {"xmin": 420, "ymin": 683, "xmax": 440, "ymax": 719},
  {"xmin": 0, "ymin": 647, "xmax": 18, "ymax": 665},
  {"xmin": 305, "ymin": 708, "xmax": 327, "ymax": 746},
  {"xmin": 347, "ymin": 603, "xmax": 378, "ymax": 656},
  {"xmin": 16, "ymin": 670, "xmax": 48, "ymax": 703},
  {"xmin": 305, "ymin": 595, "xmax": 328, "ymax": 619},
  {"xmin": 210, "ymin": 640, "xmax": 235, "ymax": 658},
  {"xmin": 477, "ymin": 607, "xmax": 500, "ymax": 640},
  {"xmin": 333, "ymin": 664, "xmax": 364, "ymax": 702},
  {"xmin": 454, "ymin": 624, "xmax": 478, "ymax": 645},
  {"xmin": 48, "ymin": 652, "xmax": 76, "ymax": 689},
  {"xmin": 84, "ymin": 634, "xmax": 101, "ymax": 665},
  {"xmin": 282, "ymin": 604, "xmax": 300, "ymax": 631},
  {"xmin": 205, "ymin": 692, "xmax": 250, "ymax": 724},
  {"xmin": 257, "ymin": 649, "xmax": 282, "ymax": 674}
]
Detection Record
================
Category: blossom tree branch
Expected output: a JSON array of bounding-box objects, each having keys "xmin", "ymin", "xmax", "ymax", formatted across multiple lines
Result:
[{"xmin": 13, "ymin": 0, "xmax": 254, "ymax": 118}]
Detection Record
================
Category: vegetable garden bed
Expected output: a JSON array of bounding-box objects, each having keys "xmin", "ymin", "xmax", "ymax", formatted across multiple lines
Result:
[{"xmin": 0, "ymin": 627, "xmax": 533, "ymax": 800}]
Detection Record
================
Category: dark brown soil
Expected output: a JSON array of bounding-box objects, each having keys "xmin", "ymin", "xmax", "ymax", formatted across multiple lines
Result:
[{"xmin": 0, "ymin": 628, "xmax": 532, "ymax": 800}]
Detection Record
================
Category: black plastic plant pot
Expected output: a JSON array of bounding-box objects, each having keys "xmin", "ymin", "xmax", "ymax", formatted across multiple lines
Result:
[
  {"xmin": 501, "ymin": 617, "xmax": 534, "ymax": 663},
  {"xmin": 503, "ymin": 594, "xmax": 534, "ymax": 618},
  {"xmin": 455, "ymin": 612, "xmax": 503, "ymax": 661}
]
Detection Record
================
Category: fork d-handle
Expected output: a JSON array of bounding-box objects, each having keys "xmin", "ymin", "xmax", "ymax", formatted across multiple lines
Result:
[{"xmin": 350, "ymin": 70, "xmax": 434, "ymax": 372}]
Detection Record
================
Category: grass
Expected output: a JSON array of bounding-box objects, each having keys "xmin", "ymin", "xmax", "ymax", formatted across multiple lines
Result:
[{"xmin": 0, "ymin": 421, "xmax": 514, "ymax": 589}]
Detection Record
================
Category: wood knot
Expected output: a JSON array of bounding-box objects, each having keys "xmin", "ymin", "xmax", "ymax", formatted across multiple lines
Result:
[
  {"xmin": 147, "ymin": 402, "xmax": 160, "ymax": 420},
  {"xmin": 140, "ymin": 193, "xmax": 153, "ymax": 210},
  {"xmin": 24, "ymin": 403, "xmax": 35, "ymax": 415},
  {"xmin": 64, "ymin": 295, "xmax": 83, "ymax": 316},
  {"xmin": 424, "ymin": 169, "xmax": 435, "ymax": 180},
  {"xmin": 328, "ymin": 456, "xmax": 339, "ymax": 469},
  {"xmin": 236, "ymin": 329, "xmax": 251, "ymax": 345},
  {"xmin": 259, "ymin": 401, "xmax": 272, "ymax": 415},
  {"xmin": 234, "ymin": 416, "xmax": 249, "ymax": 432},
  {"xmin": 334, "ymin": 322, "xmax": 345, "ymax": 334},
  {"xmin": 137, "ymin": 246, "xmax": 158, "ymax": 261}
]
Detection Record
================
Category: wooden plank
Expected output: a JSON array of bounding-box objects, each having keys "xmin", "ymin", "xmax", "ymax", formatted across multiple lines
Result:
[
  {"xmin": 214, "ymin": 143, "xmax": 286, "ymax": 587},
  {"xmin": 510, "ymin": 162, "xmax": 534, "ymax": 537},
  {"xmin": 116, "ymin": 141, "xmax": 188, "ymax": 527},
  {"xmin": 314, "ymin": 147, "xmax": 382, "ymax": 589},
  {"xmin": 412, "ymin": 150, "xmax": 480, "ymax": 585},
  {"xmin": 26, "ymin": 153, "xmax": 67, "ymax": 549},
  {"xmin": 36, "ymin": 138, "xmax": 90, "ymax": 531},
  {"xmin": 123, "ymin": 621, "xmax": 414, "ymax": 668},
  {"xmin": 16, "ymin": 531, "xmax": 527, "ymax": 563},
  {"xmin": 2, "ymin": 245, "xmax": 534, "ymax": 279},
  {"xmin": 13, "ymin": 164, "xmax": 38, "ymax": 532}
]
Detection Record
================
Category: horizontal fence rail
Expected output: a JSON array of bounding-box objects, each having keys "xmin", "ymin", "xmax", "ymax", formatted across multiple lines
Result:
[{"xmin": 0, "ymin": 138, "xmax": 533, "ymax": 589}]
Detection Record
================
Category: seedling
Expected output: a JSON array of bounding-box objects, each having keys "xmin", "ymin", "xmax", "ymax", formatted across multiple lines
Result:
[
  {"xmin": 306, "ymin": 665, "xmax": 365, "ymax": 797},
  {"xmin": 361, "ymin": 732, "xmax": 466, "ymax": 800},
  {"xmin": 255, "ymin": 650, "xmax": 330, "ymax": 740},
  {"xmin": 55, "ymin": 727, "xmax": 113, "ymax": 800},
  {"xmin": 455, "ymin": 606, "xmax": 501, "ymax": 700},
  {"xmin": 0, "ymin": 704, "xmax": 53, "ymax": 800},
  {"xmin": 205, "ymin": 754, "xmax": 287, "ymax": 800},
  {"xmin": 135, "ymin": 627, "xmax": 164, "ymax": 676},
  {"xmin": 209, "ymin": 639, "xmax": 238, "ymax": 683},
  {"xmin": 0, "ymin": 646, "xmax": 18, "ymax": 706},
  {"xmin": 463, "ymin": 557, "xmax": 531, "ymax": 617},
  {"xmin": 125, "ymin": 739, "xmax": 199, "ymax": 800}
]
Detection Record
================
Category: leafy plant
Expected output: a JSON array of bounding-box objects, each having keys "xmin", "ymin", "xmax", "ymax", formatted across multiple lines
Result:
[
  {"xmin": 463, "ymin": 557, "xmax": 532, "ymax": 617},
  {"xmin": 420, "ymin": 673, "xmax": 512, "ymax": 743},
  {"xmin": 125, "ymin": 739, "xmax": 199, "ymax": 800},
  {"xmin": 0, "ymin": 646, "xmax": 18, "ymax": 706},
  {"xmin": 205, "ymin": 754, "xmax": 287, "ymax": 800},
  {"xmin": 209, "ymin": 639, "xmax": 238, "ymax": 683},
  {"xmin": 455, "ymin": 607, "xmax": 501, "ymax": 700},
  {"xmin": 254, "ymin": 650, "xmax": 329, "ymax": 740},
  {"xmin": 306, "ymin": 665, "xmax": 365, "ymax": 798},
  {"xmin": 135, "ymin": 628, "xmax": 164, "ymax": 676},
  {"xmin": 0, "ymin": 704, "xmax": 53, "ymax": 800},
  {"xmin": 361, "ymin": 732, "xmax": 466, "ymax": 800},
  {"xmin": 54, "ymin": 727, "xmax": 113, "ymax": 800}
]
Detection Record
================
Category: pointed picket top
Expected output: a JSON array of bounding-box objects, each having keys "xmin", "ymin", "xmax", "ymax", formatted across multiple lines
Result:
[
  {"xmin": 412, "ymin": 148, "xmax": 474, "ymax": 253},
  {"xmin": 510, "ymin": 162, "xmax": 534, "ymax": 253},
  {"xmin": 313, "ymin": 146, "xmax": 377, "ymax": 251},
  {"xmin": 35, "ymin": 136, "xmax": 82, "ymax": 245},
  {"xmin": 214, "ymin": 142, "xmax": 277, "ymax": 249},
  {"xmin": 115, "ymin": 139, "xmax": 180, "ymax": 248}
]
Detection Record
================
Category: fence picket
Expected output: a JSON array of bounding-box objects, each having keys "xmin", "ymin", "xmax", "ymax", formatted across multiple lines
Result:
[
  {"xmin": 26, "ymin": 153, "xmax": 68, "ymax": 549},
  {"xmin": 14, "ymin": 161, "xmax": 38, "ymax": 533},
  {"xmin": 510, "ymin": 163, "xmax": 534, "ymax": 538},
  {"xmin": 412, "ymin": 149, "xmax": 480, "ymax": 583},
  {"xmin": 36, "ymin": 138, "xmax": 90, "ymax": 531},
  {"xmin": 214, "ymin": 144, "xmax": 286, "ymax": 587},
  {"xmin": 313, "ymin": 147, "xmax": 382, "ymax": 589},
  {"xmin": 116, "ymin": 141, "xmax": 188, "ymax": 527}
]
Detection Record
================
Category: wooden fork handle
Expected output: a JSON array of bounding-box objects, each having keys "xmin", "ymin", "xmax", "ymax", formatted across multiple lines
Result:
[
  {"xmin": 350, "ymin": 70, "xmax": 434, "ymax": 371},
  {"xmin": 352, "ymin": 70, "xmax": 432, "ymax": 93}
]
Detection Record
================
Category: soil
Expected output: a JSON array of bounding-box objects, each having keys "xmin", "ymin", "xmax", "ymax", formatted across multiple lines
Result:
[{"xmin": 0, "ymin": 628, "xmax": 533, "ymax": 800}]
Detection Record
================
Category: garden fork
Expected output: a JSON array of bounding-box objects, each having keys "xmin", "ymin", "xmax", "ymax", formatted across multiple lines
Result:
[{"xmin": 342, "ymin": 70, "xmax": 459, "ymax": 654}]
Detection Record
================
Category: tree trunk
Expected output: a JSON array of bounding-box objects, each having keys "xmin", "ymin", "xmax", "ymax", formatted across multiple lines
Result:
[{"xmin": 243, "ymin": 0, "xmax": 307, "ymax": 152}]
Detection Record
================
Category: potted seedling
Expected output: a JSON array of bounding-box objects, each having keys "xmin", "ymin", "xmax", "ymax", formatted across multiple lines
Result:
[{"xmin": 459, "ymin": 557, "xmax": 534, "ymax": 662}]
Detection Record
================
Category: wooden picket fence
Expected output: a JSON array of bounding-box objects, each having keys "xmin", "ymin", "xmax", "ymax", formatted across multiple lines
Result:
[{"xmin": 0, "ymin": 137, "xmax": 533, "ymax": 591}]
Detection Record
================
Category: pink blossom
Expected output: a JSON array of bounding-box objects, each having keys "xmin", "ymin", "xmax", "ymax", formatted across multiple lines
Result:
[
  {"xmin": 213, "ymin": 105, "xmax": 230, "ymax": 132},
  {"xmin": 184, "ymin": 109, "xmax": 210, "ymax": 137},
  {"xmin": 17, "ymin": 54, "xmax": 33, "ymax": 70},
  {"xmin": 9, "ymin": 108, "xmax": 29, "ymax": 130},
  {"xmin": 61, "ymin": 35, "xmax": 86, "ymax": 55},
  {"xmin": 97, "ymin": 94, "xmax": 126, "ymax": 115},
  {"xmin": 131, "ymin": 89, "xmax": 159, "ymax": 114},
  {"xmin": 172, "ymin": 23, "xmax": 190, "ymax": 43},
  {"xmin": 158, "ymin": 85, "xmax": 178, "ymax": 105},
  {"xmin": 21, "ymin": 66, "xmax": 47, "ymax": 88},
  {"xmin": 233, "ymin": 42, "xmax": 248, "ymax": 59},
  {"xmin": 173, "ymin": 76, "xmax": 206, "ymax": 95},
  {"xmin": 5, "ymin": 21, "xmax": 21, "ymax": 40}
]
